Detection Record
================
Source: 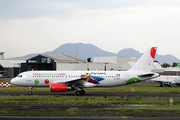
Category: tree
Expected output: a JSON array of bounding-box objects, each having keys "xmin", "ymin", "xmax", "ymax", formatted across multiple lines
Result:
[
  {"xmin": 172, "ymin": 62, "xmax": 177, "ymax": 67},
  {"xmin": 161, "ymin": 63, "xmax": 171, "ymax": 68}
]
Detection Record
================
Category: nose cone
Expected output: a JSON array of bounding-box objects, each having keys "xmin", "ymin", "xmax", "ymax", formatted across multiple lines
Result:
[{"xmin": 11, "ymin": 78, "xmax": 16, "ymax": 85}]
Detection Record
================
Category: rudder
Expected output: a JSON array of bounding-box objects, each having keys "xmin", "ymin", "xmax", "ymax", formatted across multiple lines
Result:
[{"xmin": 128, "ymin": 47, "xmax": 157, "ymax": 73}]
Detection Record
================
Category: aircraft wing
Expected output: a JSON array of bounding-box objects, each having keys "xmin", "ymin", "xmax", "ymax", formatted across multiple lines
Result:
[{"xmin": 52, "ymin": 77, "xmax": 86, "ymax": 86}]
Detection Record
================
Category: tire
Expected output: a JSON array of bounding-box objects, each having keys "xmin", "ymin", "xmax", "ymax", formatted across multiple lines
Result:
[
  {"xmin": 80, "ymin": 90, "xmax": 85, "ymax": 95},
  {"xmin": 28, "ymin": 91, "xmax": 32, "ymax": 95},
  {"xmin": 75, "ymin": 91, "xmax": 80, "ymax": 95}
]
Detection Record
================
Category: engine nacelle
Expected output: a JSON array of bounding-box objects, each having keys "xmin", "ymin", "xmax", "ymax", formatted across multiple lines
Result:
[
  {"xmin": 50, "ymin": 83, "xmax": 72, "ymax": 92},
  {"xmin": 163, "ymin": 82, "xmax": 171, "ymax": 87}
]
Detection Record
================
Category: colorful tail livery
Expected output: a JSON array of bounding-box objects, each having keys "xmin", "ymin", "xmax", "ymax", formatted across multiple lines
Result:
[
  {"xmin": 11, "ymin": 47, "xmax": 159, "ymax": 95},
  {"xmin": 129, "ymin": 47, "xmax": 157, "ymax": 73}
]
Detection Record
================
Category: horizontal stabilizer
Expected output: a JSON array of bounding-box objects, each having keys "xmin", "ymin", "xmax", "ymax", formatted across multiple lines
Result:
[
  {"xmin": 138, "ymin": 73, "xmax": 155, "ymax": 78},
  {"xmin": 138, "ymin": 73, "xmax": 160, "ymax": 81}
]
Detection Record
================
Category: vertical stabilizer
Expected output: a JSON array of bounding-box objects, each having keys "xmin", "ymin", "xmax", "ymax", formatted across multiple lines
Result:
[{"xmin": 128, "ymin": 47, "xmax": 157, "ymax": 73}]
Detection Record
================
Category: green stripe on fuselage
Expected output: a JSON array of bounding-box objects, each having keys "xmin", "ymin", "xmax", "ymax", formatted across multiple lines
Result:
[{"xmin": 126, "ymin": 77, "xmax": 140, "ymax": 84}]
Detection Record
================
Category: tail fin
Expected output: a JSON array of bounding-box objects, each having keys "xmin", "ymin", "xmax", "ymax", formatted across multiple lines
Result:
[{"xmin": 128, "ymin": 47, "xmax": 157, "ymax": 73}]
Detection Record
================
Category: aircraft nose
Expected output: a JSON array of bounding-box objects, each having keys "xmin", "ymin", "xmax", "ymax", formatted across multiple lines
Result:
[{"xmin": 11, "ymin": 78, "xmax": 16, "ymax": 85}]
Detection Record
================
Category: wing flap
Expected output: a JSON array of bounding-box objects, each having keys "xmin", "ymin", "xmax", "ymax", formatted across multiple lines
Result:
[{"xmin": 51, "ymin": 76, "xmax": 88, "ymax": 88}]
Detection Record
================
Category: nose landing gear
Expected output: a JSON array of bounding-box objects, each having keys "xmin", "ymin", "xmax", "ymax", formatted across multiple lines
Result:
[{"xmin": 28, "ymin": 87, "xmax": 33, "ymax": 95}]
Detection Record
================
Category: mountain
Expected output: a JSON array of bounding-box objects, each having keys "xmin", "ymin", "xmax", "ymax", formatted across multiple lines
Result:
[
  {"xmin": 17, "ymin": 43, "xmax": 180, "ymax": 65},
  {"xmin": 117, "ymin": 48, "xmax": 180, "ymax": 65},
  {"xmin": 46, "ymin": 43, "xmax": 116, "ymax": 59},
  {"xmin": 155, "ymin": 54, "xmax": 180, "ymax": 65},
  {"xmin": 117, "ymin": 48, "xmax": 142, "ymax": 58}
]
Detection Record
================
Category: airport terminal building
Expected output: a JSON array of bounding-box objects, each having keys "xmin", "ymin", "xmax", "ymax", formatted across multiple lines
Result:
[{"xmin": 0, "ymin": 52, "xmax": 165, "ymax": 78}]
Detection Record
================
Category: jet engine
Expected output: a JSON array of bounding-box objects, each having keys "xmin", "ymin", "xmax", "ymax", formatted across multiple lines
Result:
[
  {"xmin": 50, "ymin": 83, "xmax": 72, "ymax": 92},
  {"xmin": 163, "ymin": 82, "xmax": 171, "ymax": 87}
]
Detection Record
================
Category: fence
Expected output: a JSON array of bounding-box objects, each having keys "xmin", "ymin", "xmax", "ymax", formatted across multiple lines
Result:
[{"xmin": 0, "ymin": 82, "xmax": 11, "ymax": 87}]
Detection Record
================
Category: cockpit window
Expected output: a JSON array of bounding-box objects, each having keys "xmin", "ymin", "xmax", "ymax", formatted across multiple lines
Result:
[{"xmin": 17, "ymin": 75, "xmax": 22, "ymax": 78}]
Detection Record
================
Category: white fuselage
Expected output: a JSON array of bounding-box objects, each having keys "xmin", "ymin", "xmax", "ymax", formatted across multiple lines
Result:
[
  {"xmin": 11, "ymin": 47, "xmax": 159, "ymax": 90},
  {"xmin": 151, "ymin": 75, "xmax": 180, "ymax": 84},
  {"xmin": 11, "ymin": 70, "xmax": 142, "ymax": 87}
]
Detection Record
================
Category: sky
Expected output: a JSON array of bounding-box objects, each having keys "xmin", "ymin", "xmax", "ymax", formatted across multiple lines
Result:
[{"xmin": 0, "ymin": 0, "xmax": 180, "ymax": 59}]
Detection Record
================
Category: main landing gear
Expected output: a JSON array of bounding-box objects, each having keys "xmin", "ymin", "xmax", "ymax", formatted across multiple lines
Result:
[
  {"xmin": 28, "ymin": 87, "xmax": 33, "ymax": 95},
  {"xmin": 75, "ymin": 89, "xmax": 85, "ymax": 95},
  {"xmin": 27, "ymin": 86, "xmax": 85, "ymax": 95}
]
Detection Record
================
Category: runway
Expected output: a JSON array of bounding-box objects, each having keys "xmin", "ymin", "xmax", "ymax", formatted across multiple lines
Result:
[
  {"xmin": 1, "ymin": 116, "xmax": 180, "ymax": 120},
  {"xmin": 1, "ymin": 90, "xmax": 180, "ymax": 118},
  {"xmin": 1, "ymin": 92, "xmax": 180, "ymax": 119},
  {"xmin": 0, "ymin": 92, "xmax": 180, "ymax": 98}
]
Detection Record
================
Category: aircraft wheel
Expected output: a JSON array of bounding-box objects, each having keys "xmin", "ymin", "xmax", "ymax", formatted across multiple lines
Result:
[
  {"xmin": 75, "ymin": 91, "xmax": 80, "ymax": 95},
  {"xmin": 75, "ymin": 90, "xmax": 85, "ymax": 95},
  {"xmin": 80, "ymin": 90, "xmax": 85, "ymax": 95},
  {"xmin": 28, "ymin": 87, "xmax": 33, "ymax": 95},
  {"xmin": 28, "ymin": 91, "xmax": 32, "ymax": 95},
  {"xmin": 160, "ymin": 84, "xmax": 163, "ymax": 87}
]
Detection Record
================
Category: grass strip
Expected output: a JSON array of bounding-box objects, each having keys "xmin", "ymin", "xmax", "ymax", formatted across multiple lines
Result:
[
  {"xmin": 1, "ymin": 105, "xmax": 180, "ymax": 117},
  {"xmin": 0, "ymin": 95, "xmax": 179, "ymax": 105},
  {"xmin": 1, "ymin": 83, "xmax": 180, "ymax": 94}
]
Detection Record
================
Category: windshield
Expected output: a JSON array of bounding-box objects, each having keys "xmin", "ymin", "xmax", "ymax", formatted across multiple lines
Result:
[{"xmin": 17, "ymin": 74, "xmax": 22, "ymax": 78}]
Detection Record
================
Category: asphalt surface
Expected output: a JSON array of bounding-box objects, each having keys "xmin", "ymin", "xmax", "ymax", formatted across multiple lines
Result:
[
  {"xmin": 1, "ymin": 77, "xmax": 180, "ymax": 120},
  {"xmin": 0, "ymin": 92, "xmax": 180, "ymax": 98},
  {"xmin": 2, "ymin": 104, "xmax": 177, "ymax": 120},
  {"xmin": 0, "ymin": 105, "xmax": 117, "ymax": 109},
  {"xmin": 1, "ymin": 116, "xmax": 180, "ymax": 120}
]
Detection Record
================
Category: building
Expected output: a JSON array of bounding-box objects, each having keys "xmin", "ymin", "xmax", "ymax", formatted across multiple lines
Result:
[
  {"xmin": 0, "ymin": 59, "xmax": 26, "ymax": 78},
  {"xmin": 93, "ymin": 56, "xmax": 164, "ymax": 73},
  {"xmin": 20, "ymin": 54, "xmax": 114, "ymax": 72},
  {"xmin": 0, "ymin": 52, "xmax": 172, "ymax": 78},
  {"xmin": 161, "ymin": 67, "xmax": 180, "ymax": 76}
]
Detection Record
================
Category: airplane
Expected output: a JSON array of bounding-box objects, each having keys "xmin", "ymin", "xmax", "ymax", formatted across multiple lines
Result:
[
  {"xmin": 149, "ymin": 75, "xmax": 180, "ymax": 87},
  {"xmin": 11, "ymin": 47, "xmax": 159, "ymax": 95}
]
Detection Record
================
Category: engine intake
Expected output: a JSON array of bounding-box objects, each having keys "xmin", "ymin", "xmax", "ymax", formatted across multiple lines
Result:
[
  {"xmin": 163, "ymin": 82, "xmax": 171, "ymax": 87},
  {"xmin": 50, "ymin": 83, "xmax": 72, "ymax": 92}
]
